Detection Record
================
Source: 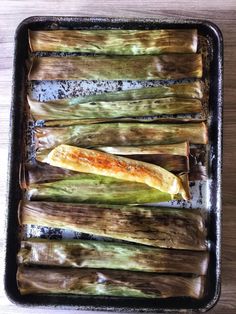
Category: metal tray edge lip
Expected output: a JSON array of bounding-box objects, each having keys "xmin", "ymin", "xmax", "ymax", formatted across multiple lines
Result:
[
  {"xmin": 3, "ymin": 15, "xmax": 27, "ymax": 306},
  {"xmin": 4, "ymin": 15, "xmax": 223, "ymax": 312}
]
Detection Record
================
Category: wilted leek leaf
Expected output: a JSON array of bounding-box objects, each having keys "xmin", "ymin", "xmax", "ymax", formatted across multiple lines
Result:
[
  {"xmin": 17, "ymin": 266, "xmax": 205, "ymax": 298},
  {"xmin": 29, "ymin": 54, "xmax": 202, "ymax": 81},
  {"xmin": 29, "ymin": 29, "xmax": 198, "ymax": 54},
  {"xmin": 18, "ymin": 239, "xmax": 209, "ymax": 275},
  {"xmin": 35, "ymin": 123, "xmax": 208, "ymax": 153},
  {"xmin": 19, "ymin": 201, "xmax": 207, "ymax": 250},
  {"xmin": 28, "ymin": 96, "xmax": 202, "ymax": 120}
]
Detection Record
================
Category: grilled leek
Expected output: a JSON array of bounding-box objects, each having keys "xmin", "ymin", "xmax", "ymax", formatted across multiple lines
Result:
[
  {"xmin": 35, "ymin": 123, "xmax": 208, "ymax": 153},
  {"xmin": 29, "ymin": 29, "xmax": 198, "ymax": 54},
  {"xmin": 19, "ymin": 201, "xmax": 207, "ymax": 250},
  {"xmin": 30, "ymin": 82, "xmax": 203, "ymax": 107},
  {"xmin": 29, "ymin": 54, "xmax": 202, "ymax": 80},
  {"xmin": 17, "ymin": 266, "xmax": 205, "ymax": 298},
  {"xmin": 28, "ymin": 96, "xmax": 202, "ymax": 121},
  {"xmin": 18, "ymin": 239, "xmax": 209, "ymax": 275},
  {"xmin": 46, "ymin": 145, "xmax": 188, "ymax": 198}
]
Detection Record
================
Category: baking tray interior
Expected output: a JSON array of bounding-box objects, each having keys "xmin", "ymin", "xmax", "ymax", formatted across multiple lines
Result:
[{"xmin": 5, "ymin": 16, "xmax": 223, "ymax": 312}]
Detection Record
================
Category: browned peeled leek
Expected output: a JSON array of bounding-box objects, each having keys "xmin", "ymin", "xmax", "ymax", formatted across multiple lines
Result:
[
  {"xmin": 29, "ymin": 29, "xmax": 198, "ymax": 54},
  {"xmin": 18, "ymin": 239, "xmax": 209, "ymax": 275},
  {"xmin": 19, "ymin": 201, "xmax": 207, "ymax": 250},
  {"xmin": 46, "ymin": 145, "xmax": 188, "ymax": 199},
  {"xmin": 35, "ymin": 123, "xmax": 208, "ymax": 154},
  {"xmin": 17, "ymin": 266, "xmax": 205, "ymax": 298},
  {"xmin": 29, "ymin": 54, "xmax": 202, "ymax": 80}
]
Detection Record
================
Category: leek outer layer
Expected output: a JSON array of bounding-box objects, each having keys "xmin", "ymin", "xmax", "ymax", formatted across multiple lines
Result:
[
  {"xmin": 29, "ymin": 29, "xmax": 198, "ymax": 54},
  {"xmin": 18, "ymin": 239, "xmax": 209, "ymax": 275},
  {"xmin": 28, "ymin": 96, "xmax": 202, "ymax": 120},
  {"xmin": 35, "ymin": 122, "xmax": 208, "ymax": 152},
  {"xmin": 19, "ymin": 201, "xmax": 207, "ymax": 250},
  {"xmin": 29, "ymin": 54, "xmax": 203, "ymax": 81},
  {"xmin": 31, "ymin": 82, "xmax": 203, "ymax": 107},
  {"xmin": 17, "ymin": 266, "xmax": 205, "ymax": 298}
]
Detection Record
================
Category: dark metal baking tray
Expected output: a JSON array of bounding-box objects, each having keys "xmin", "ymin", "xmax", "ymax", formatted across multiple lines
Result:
[{"xmin": 4, "ymin": 16, "xmax": 223, "ymax": 312}]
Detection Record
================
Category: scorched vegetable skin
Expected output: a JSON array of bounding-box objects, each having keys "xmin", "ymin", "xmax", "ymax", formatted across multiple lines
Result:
[
  {"xmin": 19, "ymin": 201, "xmax": 207, "ymax": 250},
  {"xmin": 29, "ymin": 29, "xmax": 198, "ymax": 54}
]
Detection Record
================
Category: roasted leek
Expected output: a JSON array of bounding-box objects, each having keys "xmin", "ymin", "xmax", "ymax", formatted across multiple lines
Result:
[
  {"xmin": 18, "ymin": 239, "xmax": 209, "ymax": 275},
  {"xmin": 29, "ymin": 54, "xmax": 203, "ymax": 80},
  {"xmin": 19, "ymin": 201, "xmax": 207, "ymax": 250},
  {"xmin": 17, "ymin": 266, "xmax": 205, "ymax": 298},
  {"xmin": 29, "ymin": 29, "xmax": 198, "ymax": 54},
  {"xmin": 28, "ymin": 96, "xmax": 202, "ymax": 121},
  {"xmin": 35, "ymin": 123, "xmax": 208, "ymax": 152}
]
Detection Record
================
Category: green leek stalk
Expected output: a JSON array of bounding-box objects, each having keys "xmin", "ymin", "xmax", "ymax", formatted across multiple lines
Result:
[
  {"xmin": 29, "ymin": 29, "xmax": 198, "ymax": 54},
  {"xmin": 28, "ymin": 96, "xmax": 202, "ymax": 120},
  {"xmin": 35, "ymin": 122, "xmax": 208, "ymax": 153},
  {"xmin": 17, "ymin": 266, "xmax": 205, "ymax": 298},
  {"xmin": 19, "ymin": 201, "xmax": 207, "ymax": 250},
  {"xmin": 29, "ymin": 54, "xmax": 202, "ymax": 81},
  {"xmin": 18, "ymin": 239, "xmax": 209, "ymax": 275}
]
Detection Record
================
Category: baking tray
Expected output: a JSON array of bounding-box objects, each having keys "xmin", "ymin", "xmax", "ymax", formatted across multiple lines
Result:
[{"xmin": 5, "ymin": 16, "xmax": 223, "ymax": 312}]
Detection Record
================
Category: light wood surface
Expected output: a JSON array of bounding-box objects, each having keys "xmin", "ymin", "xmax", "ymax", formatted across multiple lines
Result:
[{"xmin": 0, "ymin": 1, "xmax": 235, "ymax": 313}]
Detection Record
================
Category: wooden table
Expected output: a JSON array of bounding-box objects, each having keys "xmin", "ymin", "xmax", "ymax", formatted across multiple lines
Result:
[{"xmin": 0, "ymin": 1, "xmax": 235, "ymax": 313}]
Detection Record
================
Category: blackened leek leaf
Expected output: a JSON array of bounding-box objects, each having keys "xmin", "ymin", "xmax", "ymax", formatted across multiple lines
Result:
[
  {"xmin": 19, "ymin": 202, "xmax": 207, "ymax": 250},
  {"xmin": 29, "ymin": 29, "xmax": 198, "ymax": 54},
  {"xmin": 22, "ymin": 163, "xmax": 181, "ymax": 204},
  {"xmin": 34, "ymin": 82, "xmax": 203, "ymax": 107},
  {"xmin": 29, "ymin": 55, "xmax": 203, "ymax": 81},
  {"xmin": 35, "ymin": 123, "xmax": 208, "ymax": 152},
  {"xmin": 18, "ymin": 239, "xmax": 209, "ymax": 275},
  {"xmin": 47, "ymin": 144, "xmax": 187, "ymax": 198},
  {"xmin": 28, "ymin": 97, "xmax": 202, "ymax": 120},
  {"xmin": 17, "ymin": 266, "xmax": 205, "ymax": 298}
]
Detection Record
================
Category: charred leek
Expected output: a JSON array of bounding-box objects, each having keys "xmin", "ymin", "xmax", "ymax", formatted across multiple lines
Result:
[
  {"xmin": 30, "ymin": 82, "xmax": 203, "ymax": 106},
  {"xmin": 17, "ymin": 266, "xmax": 205, "ymax": 298},
  {"xmin": 46, "ymin": 145, "xmax": 188, "ymax": 198},
  {"xmin": 35, "ymin": 123, "xmax": 208, "ymax": 152},
  {"xmin": 29, "ymin": 54, "xmax": 202, "ymax": 80},
  {"xmin": 19, "ymin": 201, "xmax": 207, "ymax": 250},
  {"xmin": 29, "ymin": 29, "xmax": 198, "ymax": 54},
  {"xmin": 28, "ymin": 96, "xmax": 202, "ymax": 120},
  {"xmin": 18, "ymin": 239, "xmax": 209, "ymax": 275}
]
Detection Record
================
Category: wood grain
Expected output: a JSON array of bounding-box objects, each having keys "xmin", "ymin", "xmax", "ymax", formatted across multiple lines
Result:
[{"xmin": 0, "ymin": 2, "xmax": 235, "ymax": 313}]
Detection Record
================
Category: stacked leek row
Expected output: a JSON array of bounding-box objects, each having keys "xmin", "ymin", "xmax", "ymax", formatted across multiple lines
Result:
[{"xmin": 17, "ymin": 28, "xmax": 209, "ymax": 299}]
